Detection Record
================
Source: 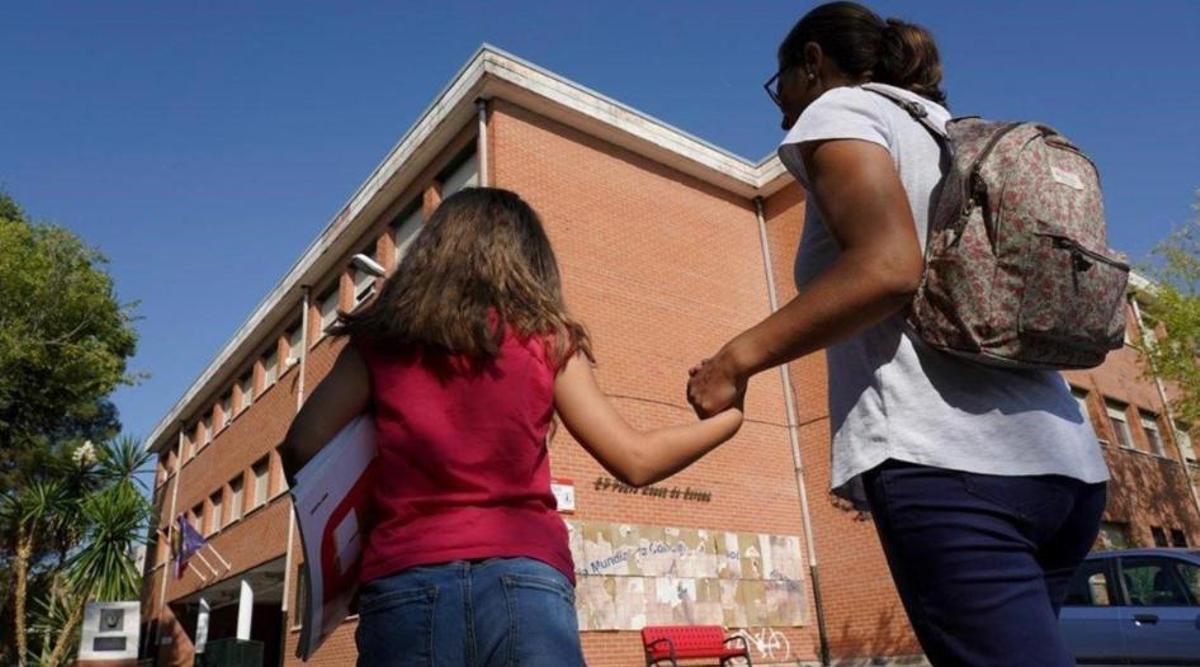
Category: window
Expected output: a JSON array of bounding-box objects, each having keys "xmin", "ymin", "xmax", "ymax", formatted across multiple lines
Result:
[
  {"xmin": 191, "ymin": 503, "xmax": 204, "ymax": 532},
  {"xmin": 252, "ymin": 458, "xmax": 270, "ymax": 510},
  {"xmin": 1071, "ymin": 387, "xmax": 1092, "ymax": 428},
  {"xmin": 352, "ymin": 248, "xmax": 377, "ymax": 308},
  {"xmin": 219, "ymin": 392, "xmax": 233, "ymax": 429},
  {"xmin": 1121, "ymin": 557, "xmax": 1195, "ymax": 606},
  {"xmin": 1106, "ymin": 400, "xmax": 1134, "ymax": 449},
  {"xmin": 229, "ymin": 475, "xmax": 244, "ymax": 523},
  {"xmin": 392, "ymin": 206, "xmax": 422, "ymax": 264},
  {"xmin": 318, "ymin": 285, "xmax": 340, "ymax": 335},
  {"xmin": 238, "ymin": 372, "xmax": 254, "ymax": 413},
  {"xmin": 263, "ymin": 348, "xmax": 278, "ymax": 388},
  {"xmin": 1179, "ymin": 560, "xmax": 1200, "ymax": 601},
  {"xmin": 1176, "ymin": 423, "xmax": 1197, "ymax": 463},
  {"xmin": 1141, "ymin": 412, "xmax": 1164, "ymax": 456},
  {"xmin": 441, "ymin": 152, "xmax": 478, "ymax": 195},
  {"xmin": 286, "ymin": 324, "xmax": 303, "ymax": 368},
  {"xmin": 201, "ymin": 414, "xmax": 212, "ymax": 446},
  {"xmin": 208, "ymin": 491, "xmax": 222, "ymax": 535},
  {"xmin": 292, "ymin": 565, "xmax": 307, "ymax": 630},
  {"xmin": 1096, "ymin": 522, "xmax": 1133, "ymax": 551},
  {"xmin": 1152, "ymin": 526, "xmax": 1169, "ymax": 547},
  {"xmin": 1064, "ymin": 559, "xmax": 1113, "ymax": 606},
  {"xmin": 1170, "ymin": 529, "xmax": 1188, "ymax": 548}
]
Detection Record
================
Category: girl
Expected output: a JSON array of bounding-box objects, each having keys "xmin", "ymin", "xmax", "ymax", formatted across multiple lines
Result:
[
  {"xmin": 281, "ymin": 187, "xmax": 742, "ymax": 666},
  {"xmin": 687, "ymin": 3, "xmax": 1107, "ymax": 665}
]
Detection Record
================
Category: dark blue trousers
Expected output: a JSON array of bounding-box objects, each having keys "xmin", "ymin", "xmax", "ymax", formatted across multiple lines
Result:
[{"xmin": 863, "ymin": 460, "xmax": 1107, "ymax": 667}]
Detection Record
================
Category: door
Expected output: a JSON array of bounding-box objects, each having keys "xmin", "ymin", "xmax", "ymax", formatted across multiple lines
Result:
[
  {"xmin": 1117, "ymin": 555, "xmax": 1200, "ymax": 664},
  {"xmin": 1060, "ymin": 556, "xmax": 1126, "ymax": 662}
]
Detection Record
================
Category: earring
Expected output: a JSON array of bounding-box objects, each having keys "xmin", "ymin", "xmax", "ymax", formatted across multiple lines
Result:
[{"xmin": 807, "ymin": 71, "xmax": 816, "ymax": 81}]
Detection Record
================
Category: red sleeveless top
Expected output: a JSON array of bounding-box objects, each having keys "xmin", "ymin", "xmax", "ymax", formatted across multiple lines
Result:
[{"xmin": 355, "ymin": 333, "xmax": 573, "ymax": 584}]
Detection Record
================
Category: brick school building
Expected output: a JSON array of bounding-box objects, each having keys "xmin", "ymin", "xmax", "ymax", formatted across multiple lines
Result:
[{"xmin": 138, "ymin": 47, "xmax": 1200, "ymax": 666}]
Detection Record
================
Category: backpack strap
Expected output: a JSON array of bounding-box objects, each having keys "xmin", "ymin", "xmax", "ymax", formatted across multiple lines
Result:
[{"xmin": 860, "ymin": 83, "xmax": 947, "ymax": 146}]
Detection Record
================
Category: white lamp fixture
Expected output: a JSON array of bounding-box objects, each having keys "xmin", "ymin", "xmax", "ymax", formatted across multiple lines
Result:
[{"xmin": 351, "ymin": 253, "xmax": 386, "ymax": 278}]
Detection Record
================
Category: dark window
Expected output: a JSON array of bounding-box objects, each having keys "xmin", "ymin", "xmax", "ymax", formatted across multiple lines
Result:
[
  {"xmin": 1152, "ymin": 527, "xmax": 1169, "ymax": 548},
  {"xmin": 1064, "ymin": 559, "xmax": 1114, "ymax": 607},
  {"xmin": 1170, "ymin": 529, "xmax": 1189, "ymax": 548},
  {"xmin": 1122, "ymin": 557, "xmax": 1194, "ymax": 606}
]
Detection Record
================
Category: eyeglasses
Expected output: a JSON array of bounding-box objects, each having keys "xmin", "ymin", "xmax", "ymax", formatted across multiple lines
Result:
[{"xmin": 763, "ymin": 69, "xmax": 784, "ymax": 108}]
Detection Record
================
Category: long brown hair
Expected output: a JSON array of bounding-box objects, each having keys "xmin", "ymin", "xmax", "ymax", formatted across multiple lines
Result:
[
  {"xmin": 780, "ymin": 1, "xmax": 946, "ymax": 106},
  {"xmin": 333, "ymin": 187, "xmax": 592, "ymax": 367}
]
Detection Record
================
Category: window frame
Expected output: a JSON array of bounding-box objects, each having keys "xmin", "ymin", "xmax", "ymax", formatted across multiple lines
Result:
[
  {"xmin": 229, "ymin": 474, "xmax": 244, "ymax": 523},
  {"xmin": 317, "ymin": 284, "xmax": 340, "ymax": 338},
  {"xmin": 208, "ymin": 490, "xmax": 223, "ymax": 536},
  {"xmin": 1140, "ymin": 411, "xmax": 1165, "ymax": 456},
  {"xmin": 251, "ymin": 457, "xmax": 270, "ymax": 510},
  {"xmin": 1118, "ymin": 555, "xmax": 1198, "ymax": 607},
  {"xmin": 1063, "ymin": 557, "xmax": 1119, "ymax": 608},
  {"xmin": 263, "ymin": 347, "xmax": 279, "ymax": 389},
  {"xmin": 286, "ymin": 324, "xmax": 303, "ymax": 368},
  {"xmin": 1175, "ymin": 422, "xmax": 1197, "ymax": 463},
  {"xmin": 1105, "ymin": 400, "xmax": 1134, "ymax": 450},
  {"xmin": 238, "ymin": 371, "xmax": 254, "ymax": 414},
  {"xmin": 392, "ymin": 205, "xmax": 422, "ymax": 266}
]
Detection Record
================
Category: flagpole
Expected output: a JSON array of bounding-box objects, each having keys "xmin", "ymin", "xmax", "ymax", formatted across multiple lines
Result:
[
  {"xmin": 204, "ymin": 542, "xmax": 232, "ymax": 571},
  {"xmin": 191, "ymin": 549, "xmax": 221, "ymax": 579}
]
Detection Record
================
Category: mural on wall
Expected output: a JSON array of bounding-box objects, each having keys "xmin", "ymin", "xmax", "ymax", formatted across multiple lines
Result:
[{"xmin": 566, "ymin": 520, "xmax": 807, "ymax": 631}]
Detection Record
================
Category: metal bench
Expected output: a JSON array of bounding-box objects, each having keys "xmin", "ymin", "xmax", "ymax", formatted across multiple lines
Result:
[{"xmin": 641, "ymin": 625, "xmax": 752, "ymax": 666}]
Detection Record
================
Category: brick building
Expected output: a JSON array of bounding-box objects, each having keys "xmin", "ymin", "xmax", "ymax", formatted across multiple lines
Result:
[{"xmin": 138, "ymin": 46, "xmax": 1200, "ymax": 666}]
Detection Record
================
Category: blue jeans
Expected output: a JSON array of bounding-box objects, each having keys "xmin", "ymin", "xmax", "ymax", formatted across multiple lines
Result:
[
  {"xmin": 864, "ymin": 460, "xmax": 1106, "ymax": 667},
  {"xmin": 354, "ymin": 557, "xmax": 585, "ymax": 667}
]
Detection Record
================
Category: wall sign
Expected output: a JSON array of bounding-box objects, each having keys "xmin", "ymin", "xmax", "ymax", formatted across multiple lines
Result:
[
  {"xmin": 593, "ymin": 475, "xmax": 712, "ymax": 503},
  {"xmin": 551, "ymin": 478, "xmax": 576, "ymax": 513}
]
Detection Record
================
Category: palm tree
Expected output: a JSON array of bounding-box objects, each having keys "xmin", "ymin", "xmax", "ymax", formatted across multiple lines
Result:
[
  {"xmin": 1, "ymin": 436, "xmax": 152, "ymax": 667},
  {"xmin": 44, "ymin": 437, "xmax": 151, "ymax": 667},
  {"xmin": 0, "ymin": 479, "xmax": 69, "ymax": 667}
]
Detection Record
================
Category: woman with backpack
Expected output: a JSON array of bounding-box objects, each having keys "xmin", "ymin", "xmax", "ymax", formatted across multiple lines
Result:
[
  {"xmin": 687, "ymin": 3, "xmax": 1110, "ymax": 665},
  {"xmin": 281, "ymin": 187, "xmax": 743, "ymax": 666}
]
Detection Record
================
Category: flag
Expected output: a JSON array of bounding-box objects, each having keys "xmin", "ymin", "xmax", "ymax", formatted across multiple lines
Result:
[{"xmin": 172, "ymin": 514, "xmax": 207, "ymax": 579}]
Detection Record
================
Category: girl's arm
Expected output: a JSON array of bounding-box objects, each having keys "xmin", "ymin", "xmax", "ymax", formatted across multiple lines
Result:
[
  {"xmin": 688, "ymin": 139, "xmax": 924, "ymax": 415},
  {"xmin": 279, "ymin": 344, "xmax": 371, "ymax": 483},
  {"xmin": 554, "ymin": 354, "xmax": 742, "ymax": 488}
]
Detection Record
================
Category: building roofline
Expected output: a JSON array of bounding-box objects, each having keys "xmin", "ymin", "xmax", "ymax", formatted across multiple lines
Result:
[
  {"xmin": 143, "ymin": 45, "xmax": 793, "ymax": 453},
  {"xmin": 142, "ymin": 44, "xmax": 1152, "ymax": 453}
]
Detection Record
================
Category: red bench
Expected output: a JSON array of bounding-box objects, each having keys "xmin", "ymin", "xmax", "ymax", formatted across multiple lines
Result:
[{"xmin": 641, "ymin": 625, "xmax": 752, "ymax": 666}]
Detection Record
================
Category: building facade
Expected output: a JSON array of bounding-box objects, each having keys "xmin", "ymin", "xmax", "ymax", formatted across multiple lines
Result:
[{"xmin": 138, "ymin": 47, "xmax": 1200, "ymax": 667}]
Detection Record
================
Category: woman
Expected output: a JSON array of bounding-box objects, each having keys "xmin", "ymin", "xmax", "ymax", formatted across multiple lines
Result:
[
  {"xmin": 281, "ymin": 187, "xmax": 742, "ymax": 666},
  {"xmin": 686, "ymin": 3, "xmax": 1107, "ymax": 665}
]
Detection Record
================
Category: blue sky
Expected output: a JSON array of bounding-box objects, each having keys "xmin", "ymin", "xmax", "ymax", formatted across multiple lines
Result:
[{"xmin": 2, "ymin": 1, "xmax": 1199, "ymax": 444}]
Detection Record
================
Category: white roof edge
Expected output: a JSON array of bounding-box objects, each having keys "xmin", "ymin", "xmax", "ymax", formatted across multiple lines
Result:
[
  {"xmin": 147, "ymin": 45, "xmax": 1147, "ymax": 454},
  {"xmin": 144, "ymin": 45, "xmax": 796, "ymax": 454}
]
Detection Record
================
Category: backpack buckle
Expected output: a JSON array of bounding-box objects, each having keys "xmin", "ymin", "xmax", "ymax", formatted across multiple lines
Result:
[{"xmin": 904, "ymin": 101, "xmax": 928, "ymax": 119}]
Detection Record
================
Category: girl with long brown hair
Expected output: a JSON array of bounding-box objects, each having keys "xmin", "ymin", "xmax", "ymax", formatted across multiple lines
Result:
[{"xmin": 281, "ymin": 187, "xmax": 743, "ymax": 666}]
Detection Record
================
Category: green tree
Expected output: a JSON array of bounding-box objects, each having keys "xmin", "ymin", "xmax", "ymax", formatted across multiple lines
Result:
[
  {"xmin": 1, "ymin": 438, "xmax": 152, "ymax": 667},
  {"xmin": 0, "ymin": 191, "xmax": 140, "ymax": 491},
  {"xmin": 1139, "ymin": 194, "xmax": 1200, "ymax": 425}
]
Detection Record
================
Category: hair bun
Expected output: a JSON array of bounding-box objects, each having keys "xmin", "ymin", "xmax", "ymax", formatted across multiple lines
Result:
[{"xmin": 877, "ymin": 16, "xmax": 946, "ymax": 105}]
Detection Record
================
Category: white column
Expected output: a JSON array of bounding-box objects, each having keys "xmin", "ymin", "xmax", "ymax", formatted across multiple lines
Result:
[
  {"xmin": 236, "ymin": 579, "xmax": 253, "ymax": 640},
  {"xmin": 195, "ymin": 598, "xmax": 211, "ymax": 654}
]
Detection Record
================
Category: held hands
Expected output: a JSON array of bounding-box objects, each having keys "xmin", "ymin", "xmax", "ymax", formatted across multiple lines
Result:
[{"xmin": 686, "ymin": 346, "xmax": 748, "ymax": 419}]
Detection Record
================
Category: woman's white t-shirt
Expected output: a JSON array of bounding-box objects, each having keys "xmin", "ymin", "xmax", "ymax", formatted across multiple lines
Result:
[{"xmin": 778, "ymin": 83, "xmax": 1109, "ymax": 509}]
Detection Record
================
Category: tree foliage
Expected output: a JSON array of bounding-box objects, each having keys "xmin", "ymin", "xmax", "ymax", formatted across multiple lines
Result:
[
  {"xmin": 0, "ymin": 191, "xmax": 140, "ymax": 491},
  {"xmin": 1139, "ymin": 193, "xmax": 1200, "ymax": 426}
]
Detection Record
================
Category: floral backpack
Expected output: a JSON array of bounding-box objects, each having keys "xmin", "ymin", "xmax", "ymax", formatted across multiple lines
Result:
[{"xmin": 864, "ymin": 84, "xmax": 1130, "ymax": 370}]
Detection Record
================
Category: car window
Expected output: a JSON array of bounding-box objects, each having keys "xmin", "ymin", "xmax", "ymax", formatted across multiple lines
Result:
[
  {"xmin": 1064, "ymin": 559, "xmax": 1114, "ymax": 606},
  {"xmin": 1175, "ymin": 560, "xmax": 1200, "ymax": 603},
  {"xmin": 1121, "ymin": 557, "xmax": 1192, "ymax": 607}
]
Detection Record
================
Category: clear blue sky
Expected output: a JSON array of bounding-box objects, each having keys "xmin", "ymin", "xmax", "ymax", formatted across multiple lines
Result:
[{"xmin": 3, "ymin": 1, "xmax": 1199, "ymax": 444}]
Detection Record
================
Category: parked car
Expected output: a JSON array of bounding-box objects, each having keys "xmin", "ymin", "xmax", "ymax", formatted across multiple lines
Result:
[{"xmin": 1060, "ymin": 548, "xmax": 1200, "ymax": 665}]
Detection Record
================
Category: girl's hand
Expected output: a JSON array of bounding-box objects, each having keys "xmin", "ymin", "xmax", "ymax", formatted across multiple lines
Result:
[{"xmin": 686, "ymin": 348, "xmax": 747, "ymax": 419}]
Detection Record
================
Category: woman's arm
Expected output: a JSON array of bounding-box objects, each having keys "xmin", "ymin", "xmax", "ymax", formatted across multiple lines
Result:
[
  {"xmin": 688, "ymin": 139, "xmax": 924, "ymax": 416},
  {"xmin": 554, "ymin": 354, "xmax": 742, "ymax": 488},
  {"xmin": 279, "ymin": 344, "xmax": 371, "ymax": 483}
]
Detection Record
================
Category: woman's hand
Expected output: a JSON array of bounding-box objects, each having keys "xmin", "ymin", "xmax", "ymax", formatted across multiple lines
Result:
[{"xmin": 686, "ymin": 347, "xmax": 747, "ymax": 418}]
